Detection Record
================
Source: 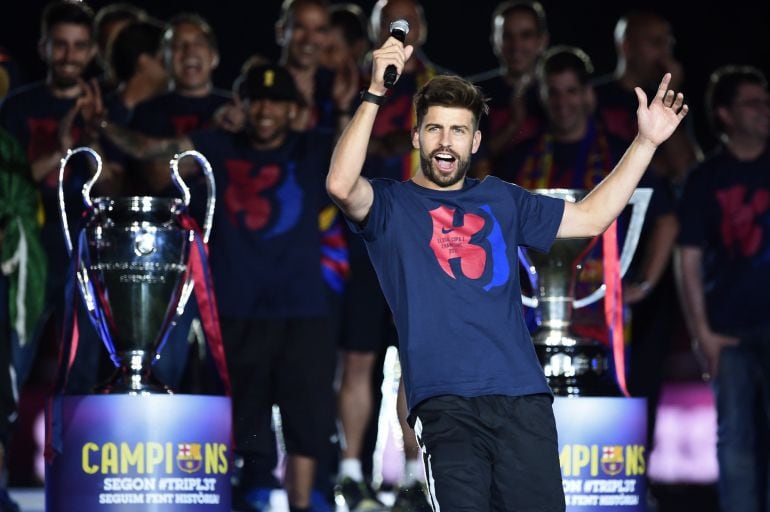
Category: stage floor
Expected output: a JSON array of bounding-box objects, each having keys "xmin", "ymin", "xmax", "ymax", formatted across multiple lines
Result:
[{"xmin": 10, "ymin": 484, "xmax": 719, "ymax": 512}]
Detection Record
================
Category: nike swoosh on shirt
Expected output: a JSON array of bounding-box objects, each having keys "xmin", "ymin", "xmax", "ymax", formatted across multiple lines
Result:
[{"xmin": 441, "ymin": 227, "xmax": 455, "ymax": 234}]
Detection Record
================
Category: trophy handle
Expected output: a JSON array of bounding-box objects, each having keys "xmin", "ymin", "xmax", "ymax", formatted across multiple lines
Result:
[
  {"xmin": 58, "ymin": 146, "xmax": 103, "ymax": 256},
  {"xmin": 58, "ymin": 148, "xmax": 113, "ymax": 348},
  {"xmin": 169, "ymin": 150, "xmax": 216, "ymax": 243},
  {"xmin": 573, "ymin": 187, "xmax": 652, "ymax": 309}
]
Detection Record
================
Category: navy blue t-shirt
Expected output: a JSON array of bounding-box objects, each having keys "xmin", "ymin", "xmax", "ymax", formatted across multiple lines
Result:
[
  {"xmin": 0, "ymin": 82, "xmax": 90, "ymax": 291},
  {"xmin": 131, "ymin": 89, "xmax": 231, "ymax": 199},
  {"xmin": 349, "ymin": 176, "xmax": 564, "ymax": 410},
  {"xmin": 130, "ymin": 89, "xmax": 230, "ymax": 137},
  {"xmin": 678, "ymin": 147, "xmax": 770, "ymax": 333},
  {"xmin": 190, "ymin": 129, "xmax": 331, "ymax": 319}
]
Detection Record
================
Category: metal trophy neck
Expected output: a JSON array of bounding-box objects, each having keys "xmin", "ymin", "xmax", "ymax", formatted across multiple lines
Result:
[{"xmin": 521, "ymin": 188, "xmax": 652, "ymax": 396}]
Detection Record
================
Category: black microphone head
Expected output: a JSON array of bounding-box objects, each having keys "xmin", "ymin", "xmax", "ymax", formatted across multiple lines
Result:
[{"xmin": 389, "ymin": 19, "xmax": 410, "ymax": 41}]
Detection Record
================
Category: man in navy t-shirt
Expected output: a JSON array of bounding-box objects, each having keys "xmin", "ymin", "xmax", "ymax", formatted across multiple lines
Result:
[
  {"xmin": 327, "ymin": 35, "xmax": 688, "ymax": 510},
  {"xmin": 129, "ymin": 13, "xmax": 230, "ymax": 195},
  {"xmin": 467, "ymin": 0, "xmax": 549, "ymax": 179},
  {"xmin": 99, "ymin": 62, "xmax": 337, "ymax": 512},
  {"xmin": 676, "ymin": 66, "xmax": 770, "ymax": 512}
]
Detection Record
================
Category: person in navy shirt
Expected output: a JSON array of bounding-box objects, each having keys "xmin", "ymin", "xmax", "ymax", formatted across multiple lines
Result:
[
  {"xmin": 95, "ymin": 62, "xmax": 339, "ymax": 512},
  {"xmin": 129, "ymin": 13, "xmax": 230, "ymax": 195},
  {"xmin": 468, "ymin": 0, "xmax": 550, "ymax": 179},
  {"xmin": 327, "ymin": 35, "xmax": 688, "ymax": 510},
  {"xmin": 676, "ymin": 66, "xmax": 770, "ymax": 512}
]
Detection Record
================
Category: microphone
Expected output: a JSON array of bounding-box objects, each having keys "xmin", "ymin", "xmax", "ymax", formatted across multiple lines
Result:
[{"xmin": 384, "ymin": 19, "xmax": 410, "ymax": 89}]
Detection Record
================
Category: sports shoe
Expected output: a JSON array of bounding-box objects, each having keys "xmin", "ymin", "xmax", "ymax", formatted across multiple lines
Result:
[
  {"xmin": 333, "ymin": 477, "xmax": 388, "ymax": 511},
  {"xmin": 391, "ymin": 482, "xmax": 432, "ymax": 512}
]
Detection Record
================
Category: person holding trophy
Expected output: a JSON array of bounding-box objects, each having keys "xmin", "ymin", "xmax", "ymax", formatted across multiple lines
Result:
[{"xmin": 326, "ymin": 31, "xmax": 687, "ymax": 510}]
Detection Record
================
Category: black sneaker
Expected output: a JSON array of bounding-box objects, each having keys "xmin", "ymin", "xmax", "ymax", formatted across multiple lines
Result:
[
  {"xmin": 391, "ymin": 482, "xmax": 432, "ymax": 512},
  {"xmin": 333, "ymin": 477, "xmax": 388, "ymax": 512}
]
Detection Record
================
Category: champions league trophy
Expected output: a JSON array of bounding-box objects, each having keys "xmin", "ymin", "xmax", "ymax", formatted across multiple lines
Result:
[
  {"xmin": 58, "ymin": 147, "xmax": 215, "ymax": 394},
  {"xmin": 520, "ymin": 188, "xmax": 651, "ymax": 396}
]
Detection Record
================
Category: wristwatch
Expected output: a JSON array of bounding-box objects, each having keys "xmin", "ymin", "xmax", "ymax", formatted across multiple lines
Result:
[{"xmin": 360, "ymin": 89, "xmax": 386, "ymax": 106}]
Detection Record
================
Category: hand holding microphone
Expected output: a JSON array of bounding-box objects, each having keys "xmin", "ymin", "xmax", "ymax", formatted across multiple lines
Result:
[
  {"xmin": 384, "ymin": 20, "xmax": 410, "ymax": 88},
  {"xmin": 367, "ymin": 19, "xmax": 414, "ymax": 97}
]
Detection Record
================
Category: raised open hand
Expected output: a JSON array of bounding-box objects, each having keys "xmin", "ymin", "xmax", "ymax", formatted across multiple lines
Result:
[{"xmin": 634, "ymin": 73, "xmax": 689, "ymax": 148}]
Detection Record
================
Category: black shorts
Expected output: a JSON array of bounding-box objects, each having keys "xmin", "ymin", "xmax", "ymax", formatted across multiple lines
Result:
[
  {"xmin": 221, "ymin": 316, "xmax": 336, "ymax": 459},
  {"xmin": 409, "ymin": 394, "xmax": 565, "ymax": 512},
  {"xmin": 340, "ymin": 256, "xmax": 397, "ymax": 352}
]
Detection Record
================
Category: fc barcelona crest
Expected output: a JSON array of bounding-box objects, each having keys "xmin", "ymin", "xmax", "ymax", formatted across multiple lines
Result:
[
  {"xmin": 177, "ymin": 443, "xmax": 203, "ymax": 473},
  {"xmin": 601, "ymin": 445, "xmax": 624, "ymax": 476}
]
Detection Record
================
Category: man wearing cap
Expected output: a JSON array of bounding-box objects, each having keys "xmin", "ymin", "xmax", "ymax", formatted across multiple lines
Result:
[{"xmin": 96, "ymin": 63, "xmax": 339, "ymax": 512}]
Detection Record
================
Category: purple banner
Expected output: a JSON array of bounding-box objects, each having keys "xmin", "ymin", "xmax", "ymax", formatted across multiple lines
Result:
[
  {"xmin": 46, "ymin": 395, "xmax": 231, "ymax": 511},
  {"xmin": 554, "ymin": 397, "xmax": 647, "ymax": 511}
]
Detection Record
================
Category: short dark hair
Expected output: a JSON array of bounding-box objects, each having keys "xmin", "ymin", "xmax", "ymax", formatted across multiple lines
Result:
[
  {"xmin": 414, "ymin": 75, "xmax": 489, "ymax": 129},
  {"xmin": 492, "ymin": 0, "xmax": 548, "ymax": 36},
  {"xmin": 94, "ymin": 4, "xmax": 146, "ymax": 49},
  {"xmin": 164, "ymin": 13, "xmax": 218, "ymax": 53},
  {"xmin": 614, "ymin": 11, "xmax": 669, "ymax": 46},
  {"xmin": 41, "ymin": 0, "xmax": 94, "ymax": 41},
  {"xmin": 278, "ymin": 0, "xmax": 330, "ymax": 31},
  {"xmin": 537, "ymin": 45, "xmax": 594, "ymax": 86},
  {"xmin": 329, "ymin": 3, "xmax": 367, "ymax": 47},
  {"xmin": 705, "ymin": 65, "xmax": 768, "ymax": 135},
  {"xmin": 110, "ymin": 20, "xmax": 164, "ymax": 82}
]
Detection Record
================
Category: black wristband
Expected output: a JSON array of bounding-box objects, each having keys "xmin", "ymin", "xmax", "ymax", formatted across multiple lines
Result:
[{"xmin": 360, "ymin": 89, "xmax": 386, "ymax": 106}]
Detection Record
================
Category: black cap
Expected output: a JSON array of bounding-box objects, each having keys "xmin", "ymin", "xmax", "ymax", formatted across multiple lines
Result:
[{"xmin": 236, "ymin": 64, "xmax": 301, "ymax": 103}]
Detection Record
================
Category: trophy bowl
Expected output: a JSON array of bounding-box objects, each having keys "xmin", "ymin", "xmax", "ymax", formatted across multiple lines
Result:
[
  {"xmin": 59, "ymin": 148, "xmax": 215, "ymax": 394},
  {"xmin": 521, "ymin": 188, "xmax": 651, "ymax": 396},
  {"xmin": 85, "ymin": 196, "xmax": 190, "ymax": 393}
]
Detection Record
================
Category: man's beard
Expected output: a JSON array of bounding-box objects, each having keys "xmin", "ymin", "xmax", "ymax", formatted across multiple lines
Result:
[
  {"xmin": 419, "ymin": 146, "xmax": 470, "ymax": 188},
  {"xmin": 51, "ymin": 63, "xmax": 83, "ymax": 89},
  {"xmin": 246, "ymin": 118, "xmax": 288, "ymax": 148}
]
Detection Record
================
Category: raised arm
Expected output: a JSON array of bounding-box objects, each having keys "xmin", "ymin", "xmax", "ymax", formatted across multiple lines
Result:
[
  {"xmin": 101, "ymin": 121, "xmax": 194, "ymax": 161},
  {"xmin": 75, "ymin": 79, "xmax": 195, "ymax": 162},
  {"xmin": 326, "ymin": 37, "xmax": 413, "ymax": 223},
  {"xmin": 557, "ymin": 73, "xmax": 688, "ymax": 238}
]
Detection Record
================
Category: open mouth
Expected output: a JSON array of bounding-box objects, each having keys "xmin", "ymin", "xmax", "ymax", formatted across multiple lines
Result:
[
  {"xmin": 433, "ymin": 151, "xmax": 457, "ymax": 173},
  {"xmin": 181, "ymin": 58, "xmax": 202, "ymax": 74}
]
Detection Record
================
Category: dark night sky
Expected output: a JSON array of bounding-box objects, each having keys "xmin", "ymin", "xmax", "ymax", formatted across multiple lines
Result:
[{"xmin": 2, "ymin": 0, "xmax": 769, "ymax": 151}]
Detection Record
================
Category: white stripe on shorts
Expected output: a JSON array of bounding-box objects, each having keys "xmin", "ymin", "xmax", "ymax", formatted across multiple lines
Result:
[{"xmin": 413, "ymin": 416, "xmax": 440, "ymax": 512}]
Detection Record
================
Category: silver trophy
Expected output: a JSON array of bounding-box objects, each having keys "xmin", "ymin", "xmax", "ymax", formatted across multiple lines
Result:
[
  {"xmin": 58, "ymin": 148, "xmax": 215, "ymax": 394},
  {"xmin": 520, "ymin": 188, "xmax": 651, "ymax": 396}
]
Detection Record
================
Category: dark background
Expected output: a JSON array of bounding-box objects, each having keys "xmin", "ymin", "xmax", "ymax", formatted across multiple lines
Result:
[{"xmin": 1, "ymin": 1, "xmax": 770, "ymax": 152}]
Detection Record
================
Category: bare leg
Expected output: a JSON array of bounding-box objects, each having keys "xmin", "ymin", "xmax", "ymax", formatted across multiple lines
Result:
[
  {"xmin": 338, "ymin": 351, "xmax": 378, "ymax": 461},
  {"xmin": 284, "ymin": 454, "xmax": 315, "ymax": 508}
]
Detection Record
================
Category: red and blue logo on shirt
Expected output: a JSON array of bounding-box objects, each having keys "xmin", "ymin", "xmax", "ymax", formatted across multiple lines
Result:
[{"xmin": 428, "ymin": 204, "xmax": 509, "ymax": 291}]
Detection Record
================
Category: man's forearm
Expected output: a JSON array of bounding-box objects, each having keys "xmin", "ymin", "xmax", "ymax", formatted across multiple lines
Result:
[
  {"xmin": 102, "ymin": 121, "xmax": 190, "ymax": 161},
  {"xmin": 30, "ymin": 150, "xmax": 66, "ymax": 182},
  {"xmin": 674, "ymin": 246, "xmax": 711, "ymax": 338},
  {"xmin": 560, "ymin": 136, "xmax": 657, "ymax": 238}
]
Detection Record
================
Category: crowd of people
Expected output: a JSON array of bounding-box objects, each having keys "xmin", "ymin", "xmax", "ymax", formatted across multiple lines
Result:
[{"xmin": 0, "ymin": 1, "xmax": 768, "ymax": 511}]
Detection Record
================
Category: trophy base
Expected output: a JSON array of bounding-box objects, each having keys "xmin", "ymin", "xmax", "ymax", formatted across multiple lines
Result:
[
  {"xmin": 95, "ymin": 366, "xmax": 172, "ymax": 395},
  {"xmin": 534, "ymin": 334, "xmax": 621, "ymax": 397}
]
